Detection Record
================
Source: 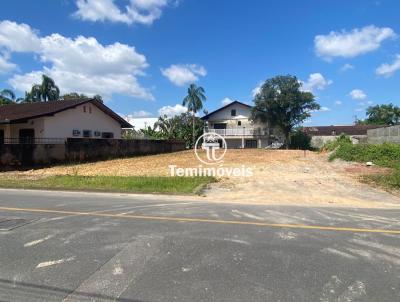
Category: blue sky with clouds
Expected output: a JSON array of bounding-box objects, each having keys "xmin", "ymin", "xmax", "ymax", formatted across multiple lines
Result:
[{"xmin": 0, "ymin": 0, "xmax": 399, "ymax": 125}]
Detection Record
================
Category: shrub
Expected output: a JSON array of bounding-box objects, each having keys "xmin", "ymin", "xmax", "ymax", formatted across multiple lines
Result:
[
  {"xmin": 329, "ymin": 142, "xmax": 400, "ymax": 168},
  {"xmin": 322, "ymin": 134, "xmax": 352, "ymax": 151},
  {"xmin": 290, "ymin": 130, "xmax": 312, "ymax": 150}
]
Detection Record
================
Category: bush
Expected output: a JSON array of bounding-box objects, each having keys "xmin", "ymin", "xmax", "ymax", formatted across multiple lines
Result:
[
  {"xmin": 329, "ymin": 142, "xmax": 400, "ymax": 168},
  {"xmin": 327, "ymin": 137, "xmax": 400, "ymax": 189},
  {"xmin": 290, "ymin": 130, "xmax": 312, "ymax": 150},
  {"xmin": 322, "ymin": 134, "xmax": 352, "ymax": 151}
]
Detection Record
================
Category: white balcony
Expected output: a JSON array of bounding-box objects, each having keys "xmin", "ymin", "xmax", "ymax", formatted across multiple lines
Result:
[{"xmin": 206, "ymin": 127, "xmax": 266, "ymax": 136}]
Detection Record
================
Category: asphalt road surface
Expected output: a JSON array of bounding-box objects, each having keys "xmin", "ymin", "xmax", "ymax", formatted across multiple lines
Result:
[{"xmin": 0, "ymin": 189, "xmax": 400, "ymax": 302}]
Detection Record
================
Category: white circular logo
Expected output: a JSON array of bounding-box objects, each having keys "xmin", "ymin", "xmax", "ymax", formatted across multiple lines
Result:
[{"xmin": 195, "ymin": 132, "xmax": 227, "ymax": 165}]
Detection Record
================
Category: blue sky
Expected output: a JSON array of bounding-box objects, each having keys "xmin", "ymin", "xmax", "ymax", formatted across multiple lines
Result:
[{"xmin": 0, "ymin": 0, "xmax": 399, "ymax": 126}]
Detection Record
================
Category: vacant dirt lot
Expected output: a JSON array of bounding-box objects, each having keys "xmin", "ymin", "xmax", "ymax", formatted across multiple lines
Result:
[{"xmin": 5, "ymin": 149, "xmax": 400, "ymax": 208}]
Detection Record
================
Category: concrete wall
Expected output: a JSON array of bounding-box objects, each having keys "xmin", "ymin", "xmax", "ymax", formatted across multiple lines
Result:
[
  {"xmin": 65, "ymin": 138, "xmax": 185, "ymax": 162},
  {"xmin": 0, "ymin": 144, "xmax": 65, "ymax": 166},
  {"xmin": 367, "ymin": 125, "xmax": 400, "ymax": 144},
  {"xmin": 0, "ymin": 139, "xmax": 186, "ymax": 167},
  {"xmin": 311, "ymin": 135, "xmax": 366, "ymax": 149}
]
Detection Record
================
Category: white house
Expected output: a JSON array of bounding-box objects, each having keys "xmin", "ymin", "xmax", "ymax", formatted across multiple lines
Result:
[
  {"xmin": 0, "ymin": 99, "xmax": 132, "ymax": 144},
  {"xmin": 202, "ymin": 101, "xmax": 283, "ymax": 148}
]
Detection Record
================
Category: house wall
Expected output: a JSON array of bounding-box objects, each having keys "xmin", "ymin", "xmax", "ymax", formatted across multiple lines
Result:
[
  {"xmin": 0, "ymin": 104, "xmax": 122, "ymax": 140},
  {"xmin": 43, "ymin": 103, "xmax": 122, "ymax": 139},
  {"xmin": 367, "ymin": 125, "xmax": 400, "ymax": 144},
  {"xmin": 0, "ymin": 118, "xmax": 45, "ymax": 138},
  {"xmin": 206, "ymin": 103, "xmax": 270, "ymax": 135}
]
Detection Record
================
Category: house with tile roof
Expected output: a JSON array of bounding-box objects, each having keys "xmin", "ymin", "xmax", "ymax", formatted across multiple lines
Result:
[{"xmin": 0, "ymin": 99, "xmax": 132, "ymax": 144}]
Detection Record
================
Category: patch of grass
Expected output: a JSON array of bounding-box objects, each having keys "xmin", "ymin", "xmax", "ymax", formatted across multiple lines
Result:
[
  {"xmin": 326, "ymin": 136, "xmax": 400, "ymax": 189},
  {"xmin": 329, "ymin": 142, "xmax": 400, "ymax": 168},
  {"xmin": 0, "ymin": 175, "xmax": 216, "ymax": 194},
  {"xmin": 363, "ymin": 169, "xmax": 400, "ymax": 190}
]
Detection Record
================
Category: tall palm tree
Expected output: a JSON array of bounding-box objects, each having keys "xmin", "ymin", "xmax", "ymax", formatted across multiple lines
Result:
[
  {"xmin": 182, "ymin": 84, "xmax": 206, "ymax": 147},
  {"xmin": 39, "ymin": 75, "xmax": 60, "ymax": 101},
  {"xmin": 0, "ymin": 89, "xmax": 16, "ymax": 105},
  {"xmin": 25, "ymin": 75, "xmax": 60, "ymax": 102}
]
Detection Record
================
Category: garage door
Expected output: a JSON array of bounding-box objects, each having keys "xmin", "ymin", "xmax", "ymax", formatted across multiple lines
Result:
[{"xmin": 245, "ymin": 140, "xmax": 257, "ymax": 148}]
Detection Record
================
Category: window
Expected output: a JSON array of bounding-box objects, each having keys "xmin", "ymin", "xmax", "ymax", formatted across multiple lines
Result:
[
  {"xmin": 94, "ymin": 131, "xmax": 101, "ymax": 137},
  {"xmin": 83, "ymin": 130, "xmax": 92, "ymax": 138},
  {"xmin": 231, "ymin": 109, "xmax": 236, "ymax": 116},
  {"xmin": 102, "ymin": 132, "xmax": 114, "ymax": 139},
  {"xmin": 237, "ymin": 121, "xmax": 242, "ymax": 126},
  {"xmin": 72, "ymin": 129, "xmax": 81, "ymax": 137},
  {"xmin": 83, "ymin": 106, "xmax": 86, "ymax": 113}
]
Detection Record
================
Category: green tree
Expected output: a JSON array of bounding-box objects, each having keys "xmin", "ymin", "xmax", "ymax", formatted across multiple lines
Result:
[
  {"xmin": 252, "ymin": 75, "xmax": 320, "ymax": 148},
  {"xmin": 0, "ymin": 89, "xmax": 16, "ymax": 105},
  {"xmin": 61, "ymin": 92, "xmax": 87, "ymax": 100},
  {"xmin": 182, "ymin": 84, "xmax": 206, "ymax": 147},
  {"xmin": 23, "ymin": 75, "xmax": 60, "ymax": 103},
  {"xmin": 359, "ymin": 104, "xmax": 400, "ymax": 125},
  {"xmin": 155, "ymin": 115, "xmax": 178, "ymax": 139}
]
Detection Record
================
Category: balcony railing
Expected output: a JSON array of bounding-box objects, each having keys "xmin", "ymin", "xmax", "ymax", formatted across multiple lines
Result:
[
  {"xmin": 206, "ymin": 128, "xmax": 266, "ymax": 136},
  {"xmin": 0, "ymin": 138, "xmax": 66, "ymax": 145}
]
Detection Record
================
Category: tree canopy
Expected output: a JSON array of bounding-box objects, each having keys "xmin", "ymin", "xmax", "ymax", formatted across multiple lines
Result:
[
  {"xmin": 0, "ymin": 89, "xmax": 16, "ymax": 105},
  {"xmin": 252, "ymin": 75, "xmax": 320, "ymax": 146},
  {"xmin": 357, "ymin": 103, "xmax": 400, "ymax": 125}
]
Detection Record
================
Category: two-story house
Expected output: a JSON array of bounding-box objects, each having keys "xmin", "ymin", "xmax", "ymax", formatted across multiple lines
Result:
[{"xmin": 201, "ymin": 101, "xmax": 283, "ymax": 148}]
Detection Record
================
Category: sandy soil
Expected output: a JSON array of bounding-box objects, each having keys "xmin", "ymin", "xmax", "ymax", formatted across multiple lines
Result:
[{"xmin": 4, "ymin": 149, "xmax": 400, "ymax": 208}]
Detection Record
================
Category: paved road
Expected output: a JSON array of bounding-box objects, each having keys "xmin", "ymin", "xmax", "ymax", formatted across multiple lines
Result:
[{"xmin": 0, "ymin": 189, "xmax": 399, "ymax": 302}]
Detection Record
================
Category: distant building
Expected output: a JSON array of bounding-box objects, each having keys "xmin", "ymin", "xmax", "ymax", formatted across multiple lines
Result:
[
  {"xmin": 303, "ymin": 125, "xmax": 386, "ymax": 148},
  {"xmin": 201, "ymin": 101, "xmax": 284, "ymax": 148},
  {"xmin": 0, "ymin": 99, "xmax": 131, "ymax": 144}
]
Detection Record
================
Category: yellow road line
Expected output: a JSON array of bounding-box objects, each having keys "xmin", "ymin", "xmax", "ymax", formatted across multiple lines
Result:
[{"xmin": 0, "ymin": 206, "xmax": 399, "ymax": 234}]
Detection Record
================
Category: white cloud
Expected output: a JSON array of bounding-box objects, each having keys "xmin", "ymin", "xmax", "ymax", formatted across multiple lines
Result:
[
  {"xmin": 158, "ymin": 104, "xmax": 187, "ymax": 117},
  {"xmin": 0, "ymin": 20, "xmax": 41, "ymax": 52},
  {"xmin": 127, "ymin": 110, "xmax": 153, "ymax": 118},
  {"xmin": 221, "ymin": 97, "xmax": 234, "ymax": 106},
  {"xmin": 0, "ymin": 54, "xmax": 17, "ymax": 73},
  {"xmin": 125, "ymin": 117, "xmax": 158, "ymax": 130},
  {"xmin": 252, "ymin": 82, "xmax": 262, "ymax": 97},
  {"xmin": 340, "ymin": 63, "xmax": 354, "ymax": 72},
  {"xmin": 161, "ymin": 64, "xmax": 207, "ymax": 86},
  {"xmin": 335, "ymin": 100, "xmax": 342, "ymax": 105},
  {"xmin": 376, "ymin": 54, "xmax": 400, "ymax": 77},
  {"xmin": 349, "ymin": 89, "xmax": 367, "ymax": 100},
  {"xmin": 315, "ymin": 25, "xmax": 396, "ymax": 59},
  {"xmin": 367, "ymin": 100, "xmax": 374, "ymax": 105},
  {"xmin": 301, "ymin": 73, "xmax": 332, "ymax": 93},
  {"xmin": 2, "ymin": 20, "xmax": 153, "ymax": 100},
  {"xmin": 74, "ymin": 0, "xmax": 171, "ymax": 25},
  {"xmin": 319, "ymin": 106, "xmax": 331, "ymax": 112}
]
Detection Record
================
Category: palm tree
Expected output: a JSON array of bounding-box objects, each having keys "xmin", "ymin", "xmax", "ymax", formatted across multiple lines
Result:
[
  {"xmin": 24, "ymin": 75, "xmax": 60, "ymax": 102},
  {"xmin": 39, "ymin": 75, "xmax": 60, "ymax": 101},
  {"xmin": 182, "ymin": 84, "xmax": 206, "ymax": 147},
  {"xmin": 0, "ymin": 89, "xmax": 16, "ymax": 105}
]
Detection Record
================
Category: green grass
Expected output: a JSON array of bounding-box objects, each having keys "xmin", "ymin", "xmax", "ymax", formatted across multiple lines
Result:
[
  {"xmin": 0, "ymin": 175, "xmax": 215, "ymax": 194},
  {"xmin": 325, "ymin": 136, "xmax": 400, "ymax": 189}
]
